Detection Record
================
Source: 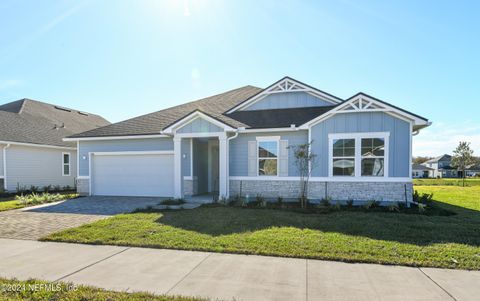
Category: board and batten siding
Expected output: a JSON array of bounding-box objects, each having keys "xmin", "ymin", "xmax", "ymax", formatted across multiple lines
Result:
[
  {"xmin": 5, "ymin": 145, "xmax": 77, "ymax": 191},
  {"xmin": 229, "ymin": 131, "xmax": 308, "ymax": 177},
  {"xmin": 78, "ymin": 138, "xmax": 174, "ymax": 177},
  {"xmin": 242, "ymin": 92, "xmax": 333, "ymax": 111},
  {"xmin": 310, "ymin": 112, "xmax": 411, "ymax": 178},
  {"xmin": 176, "ymin": 118, "xmax": 223, "ymax": 133}
]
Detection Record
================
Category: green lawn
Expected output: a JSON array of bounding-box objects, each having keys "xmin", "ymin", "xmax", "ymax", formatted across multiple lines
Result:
[
  {"xmin": 414, "ymin": 178, "xmax": 480, "ymax": 186},
  {"xmin": 0, "ymin": 198, "xmax": 23, "ymax": 212},
  {"xmin": 0, "ymin": 278, "xmax": 208, "ymax": 301},
  {"xmin": 0, "ymin": 193, "xmax": 78, "ymax": 212},
  {"xmin": 43, "ymin": 185, "xmax": 480, "ymax": 270}
]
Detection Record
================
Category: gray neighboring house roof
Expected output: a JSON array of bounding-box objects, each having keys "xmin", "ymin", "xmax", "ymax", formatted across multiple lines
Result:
[
  {"xmin": 424, "ymin": 154, "xmax": 452, "ymax": 164},
  {"xmin": 0, "ymin": 99, "xmax": 110, "ymax": 147},
  {"xmin": 412, "ymin": 164, "xmax": 433, "ymax": 171}
]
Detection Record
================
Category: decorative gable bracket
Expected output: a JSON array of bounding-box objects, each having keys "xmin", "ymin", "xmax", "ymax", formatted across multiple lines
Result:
[{"xmin": 227, "ymin": 77, "xmax": 343, "ymax": 113}]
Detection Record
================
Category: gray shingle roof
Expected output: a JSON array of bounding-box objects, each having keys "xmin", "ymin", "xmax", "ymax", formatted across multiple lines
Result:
[
  {"xmin": 228, "ymin": 106, "xmax": 337, "ymax": 128},
  {"xmin": 0, "ymin": 99, "xmax": 110, "ymax": 147},
  {"xmin": 424, "ymin": 154, "xmax": 452, "ymax": 164},
  {"xmin": 70, "ymin": 86, "xmax": 264, "ymax": 138}
]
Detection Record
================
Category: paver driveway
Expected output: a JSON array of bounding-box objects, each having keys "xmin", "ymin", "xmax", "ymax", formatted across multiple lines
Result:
[{"xmin": 0, "ymin": 196, "xmax": 162, "ymax": 240}]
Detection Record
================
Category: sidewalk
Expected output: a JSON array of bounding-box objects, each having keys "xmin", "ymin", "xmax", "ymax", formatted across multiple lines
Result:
[{"xmin": 0, "ymin": 238, "xmax": 478, "ymax": 301}]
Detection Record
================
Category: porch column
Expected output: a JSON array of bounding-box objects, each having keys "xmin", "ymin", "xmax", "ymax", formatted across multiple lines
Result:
[
  {"xmin": 173, "ymin": 137, "xmax": 183, "ymax": 199},
  {"xmin": 218, "ymin": 133, "xmax": 228, "ymax": 199}
]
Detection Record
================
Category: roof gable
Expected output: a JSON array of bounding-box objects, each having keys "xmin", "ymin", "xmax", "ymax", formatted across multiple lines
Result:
[
  {"xmin": 300, "ymin": 92, "xmax": 430, "ymax": 130},
  {"xmin": 226, "ymin": 77, "xmax": 343, "ymax": 113},
  {"xmin": 163, "ymin": 110, "xmax": 233, "ymax": 134}
]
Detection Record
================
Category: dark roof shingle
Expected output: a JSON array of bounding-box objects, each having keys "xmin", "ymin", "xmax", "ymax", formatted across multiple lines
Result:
[{"xmin": 0, "ymin": 99, "xmax": 110, "ymax": 147}]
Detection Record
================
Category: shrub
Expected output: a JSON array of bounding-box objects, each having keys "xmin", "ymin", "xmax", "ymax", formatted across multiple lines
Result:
[
  {"xmin": 420, "ymin": 193, "xmax": 434, "ymax": 205},
  {"xmin": 320, "ymin": 197, "xmax": 331, "ymax": 207},
  {"xmin": 255, "ymin": 194, "xmax": 265, "ymax": 203},
  {"xmin": 54, "ymin": 185, "xmax": 62, "ymax": 192},
  {"xmin": 388, "ymin": 202, "xmax": 400, "ymax": 212},
  {"xmin": 29, "ymin": 185, "xmax": 39, "ymax": 193},
  {"xmin": 364, "ymin": 200, "xmax": 380, "ymax": 210},
  {"xmin": 346, "ymin": 199, "xmax": 354, "ymax": 208},
  {"xmin": 63, "ymin": 185, "xmax": 72, "ymax": 191},
  {"xmin": 418, "ymin": 203, "xmax": 427, "ymax": 213},
  {"xmin": 160, "ymin": 199, "xmax": 186, "ymax": 205},
  {"xmin": 277, "ymin": 196, "xmax": 283, "ymax": 206},
  {"xmin": 43, "ymin": 185, "xmax": 53, "ymax": 193},
  {"xmin": 333, "ymin": 202, "xmax": 342, "ymax": 210}
]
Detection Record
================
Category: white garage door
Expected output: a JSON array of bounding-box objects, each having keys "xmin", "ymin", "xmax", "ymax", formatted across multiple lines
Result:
[{"xmin": 92, "ymin": 153, "xmax": 174, "ymax": 197}]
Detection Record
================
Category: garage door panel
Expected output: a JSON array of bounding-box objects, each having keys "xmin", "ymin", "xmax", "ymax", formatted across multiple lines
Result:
[{"xmin": 92, "ymin": 154, "xmax": 174, "ymax": 197}]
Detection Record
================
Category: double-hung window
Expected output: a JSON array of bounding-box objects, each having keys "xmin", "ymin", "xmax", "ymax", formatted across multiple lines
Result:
[
  {"xmin": 361, "ymin": 138, "xmax": 385, "ymax": 176},
  {"xmin": 332, "ymin": 139, "xmax": 356, "ymax": 176},
  {"xmin": 330, "ymin": 133, "xmax": 388, "ymax": 178},
  {"xmin": 62, "ymin": 152, "xmax": 71, "ymax": 176},
  {"xmin": 258, "ymin": 139, "xmax": 278, "ymax": 176}
]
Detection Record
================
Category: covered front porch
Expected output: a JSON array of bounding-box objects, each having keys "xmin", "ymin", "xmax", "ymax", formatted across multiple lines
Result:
[{"xmin": 173, "ymin": 132, "xmax": 229, "ymax": 200}]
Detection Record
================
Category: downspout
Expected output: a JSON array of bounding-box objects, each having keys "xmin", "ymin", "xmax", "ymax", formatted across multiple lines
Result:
[
  {"xmin": 3, "ymin": 144, "xmax": 10, "ymax": 192},
  {"xmin": 226, "ymin": 128, "xmax": 242, "ymax": 198}
]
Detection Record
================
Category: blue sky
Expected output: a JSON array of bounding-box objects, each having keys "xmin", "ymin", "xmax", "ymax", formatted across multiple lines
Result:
[{"xmin": 0, "ymin": 0, "xmax": 479, "ymax": 156}]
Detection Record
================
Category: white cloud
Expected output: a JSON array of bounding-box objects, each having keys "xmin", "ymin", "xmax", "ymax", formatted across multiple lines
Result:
[{"xmin": 413, "ymin": 120, "xmax": 480, "ymax": 157}]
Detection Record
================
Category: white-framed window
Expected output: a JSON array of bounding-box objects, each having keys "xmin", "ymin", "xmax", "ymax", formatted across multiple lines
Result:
[
  {"xmin": 329, "ymin": 132, "xmax": 389, "ymax": 178},
  {"xmin": 257, "ymin": 136, "xmax": 279, "ymax": 176},
  {"xmin": 361, "ymin": 138, "xmax": 385, "ymax": 176},
  {"xmin": 62, "ymin": 152, "xmax": 71, "ymax": 176},
  {"xmin": 332, "ymin": 138, "xmax": 355, "ymax": 176}
]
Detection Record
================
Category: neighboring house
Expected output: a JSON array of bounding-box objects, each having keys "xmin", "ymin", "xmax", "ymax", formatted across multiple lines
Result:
[
  {"xmin": 412, "ymin": 164, "xmax": 433, "ymax": 178},
  {"xmin": 422, "ymin": 154, "xmax": 458, "ymax": 178},
  {"xmin": 0, "ymin": 99, "xmax": 109, "ymax": 192},
  {"xmin": 66, "ymin": 77, "xmax": 430, "ymax": 203}
]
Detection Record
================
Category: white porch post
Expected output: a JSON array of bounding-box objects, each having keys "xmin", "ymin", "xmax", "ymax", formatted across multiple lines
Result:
[
  {"xmin": 218, "ymin": 132, "xmax": 228, "ymax": 199},
  {"xmin": 173, "ymin": 137, "xmax": 183, "ymax": 199}
]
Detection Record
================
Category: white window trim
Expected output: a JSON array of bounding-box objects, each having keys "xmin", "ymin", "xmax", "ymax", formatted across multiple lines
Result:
[
  {"xmin": 328, "ymin": 132, "xmax": 389, "ymax": 178},
  {"xmin": 256, "ymin": 136, "xmax": 280, "ymax": 177},
  {"xmin": 62, "ymin": 152, "xmax": 71, "ymax": 176}
]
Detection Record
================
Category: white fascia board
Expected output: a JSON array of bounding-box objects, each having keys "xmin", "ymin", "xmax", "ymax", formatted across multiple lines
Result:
[
  {"xmin": 299, "ymin": 95, "xmax": 428, "ymax": 129},
  {"xmin": 239, "ymin": 127, "xmax": 305, "ymax": 133},
  {"xmin": 0, "ymin": 140, "xmax": 76, "ymax": 150},
  {"xmin": 229, "ymin": 176, "xmax": 412, "ymax": 182},
  {"xmin": 91, "ymin": 151, "xmax": 174, "ymax": 156},
  {"xmin": 163, "ymin": 111, "xmax": 234, "ymax": 134},
  {"xmin": 63, "ymin": 134, "xmax": 169, "ymax": 142}
]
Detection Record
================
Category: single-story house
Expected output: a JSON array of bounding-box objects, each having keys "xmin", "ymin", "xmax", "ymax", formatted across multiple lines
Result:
[
  {"xmin": 0, "ymin": 99, "xmax": 109, "ymax": 192},
  {"xmin": 66, "ymin": 77, "xmax": 430, "ymax": 203},
  {"xmin": 412, "ymin": 164, "xmax": 434, "ymax": 178}
]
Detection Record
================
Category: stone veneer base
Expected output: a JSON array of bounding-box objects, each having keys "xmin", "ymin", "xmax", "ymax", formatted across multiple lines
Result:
[{"xmin": 229, "ymin": 179, "xmax": 413, "ymax": 203}]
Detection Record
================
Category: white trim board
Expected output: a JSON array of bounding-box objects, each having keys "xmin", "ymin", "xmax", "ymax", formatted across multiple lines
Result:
[
  {"xmin": 229, "ymin": 176, "xmax": 412, "ymax": 183},
  {"xmin": 64, "ymin": 134, "xmax": 169, "ymax": 142},
  {"xmin": 0, "ymin": 140, "xmax": 75, "ymax": 150},
  {"xmin": 90, "ymin": 151, "xmax": 174, "ymax": 156}
]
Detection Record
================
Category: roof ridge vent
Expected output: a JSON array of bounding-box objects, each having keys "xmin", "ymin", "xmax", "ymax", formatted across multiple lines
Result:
[{"xmin": 54, "ymin": 105, "xmax": 71, "ymax": 112}]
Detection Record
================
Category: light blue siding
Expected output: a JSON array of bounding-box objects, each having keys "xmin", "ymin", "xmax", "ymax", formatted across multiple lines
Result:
[
  {"xmin": 78, "ymin": 138, "xmax": 174, "ymax": 176},
  {"xmin": 177, "ymin": 118, "xmax": 223, "ymax": 133},
  {"xmin": 229, "ymin": 131, "xmax": 308, "ymax": 176},
  {"xmin": 243, "ymin": 92, "xmax": 333, "ymax": 111},
  {"xmin": 310, "ymin": 112, "xmax": 410, "ymax": 177}
]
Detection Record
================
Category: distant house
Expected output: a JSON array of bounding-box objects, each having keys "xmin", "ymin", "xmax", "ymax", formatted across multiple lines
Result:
[
  {"xmin": 0, "ymin": 99, "xmax": 109, "ymax": 192},
  {"xmin": 412, "ymin": 164, "xmax": 433, "ymax": 178},
  {"xmin": 422, "ymin": 155, "xmax": 457, "ymax": 178}
]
